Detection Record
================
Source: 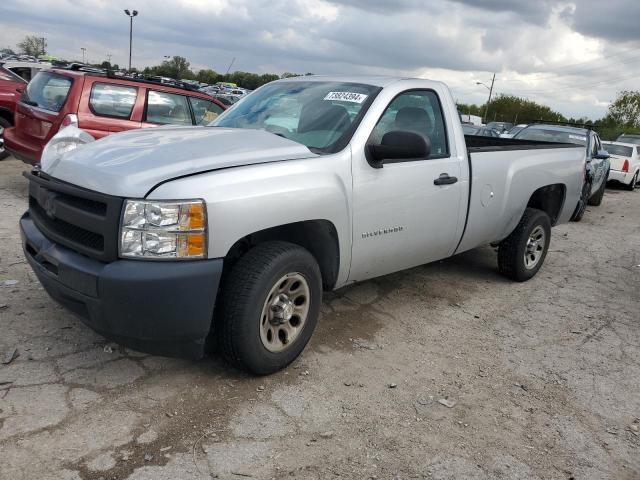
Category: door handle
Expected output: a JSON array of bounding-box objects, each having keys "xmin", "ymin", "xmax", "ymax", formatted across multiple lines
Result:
[{"xmin": 434, "ymin": 173, "xmax": 458, "ymax": 185}]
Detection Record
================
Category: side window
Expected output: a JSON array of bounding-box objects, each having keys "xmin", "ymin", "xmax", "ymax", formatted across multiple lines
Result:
[
  {"xmin": 370, "ymin": 90, "xmax": 448, "ymax": 158},
  {"xmin": 90, "ymin": 83, "xmax": 137, "ymax": 119},
  {"xmin": 8, "ymin": 67, "xmax": 32, "ymax": 81},
  {"xmin": 145, "ymin": 90, "xmax": 192, "ymax": 125},
  {"xmin": 189, "ymin": 97, "xmax": 224, "ymax": 125}
]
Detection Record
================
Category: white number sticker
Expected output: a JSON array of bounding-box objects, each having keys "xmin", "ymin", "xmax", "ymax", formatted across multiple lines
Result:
[
  {"xmin": 324, "ymin": 91, "xmax": 368, "ymax": 103},
  {"xmin": 569, "ymin": 134, "xmax": 587, "ymax": 142}
]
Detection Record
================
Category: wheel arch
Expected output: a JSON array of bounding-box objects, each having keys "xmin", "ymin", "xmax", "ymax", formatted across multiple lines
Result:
[
  {"xmin": 0, "ymin": 107, "xmax": 14, "ymax": 125},
  {"xmin": 526, "ymin": 183, "xmax": 566, "ymax": 226},
  {"xmin": 224, "ymin": 219, "xmax": 341, "ymax": 290}
]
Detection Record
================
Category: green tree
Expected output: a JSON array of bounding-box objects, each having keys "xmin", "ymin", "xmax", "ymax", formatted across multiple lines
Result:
[
  {"xmin": 606, "ymin": 90, "xmax": 640, "ymax": 128},
  {"xmin": 1, "ymin": 47, "xmax": 16, "ymax": 56},
  {"xmin": 17, "ymin": 36, "xmax": 46, "ymax": 57}
]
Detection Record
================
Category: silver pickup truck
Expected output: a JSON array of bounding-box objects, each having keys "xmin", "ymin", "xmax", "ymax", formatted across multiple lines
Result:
[{"xmin": 21, "ymin": 75, "xmax": 585, "ymax": 374}]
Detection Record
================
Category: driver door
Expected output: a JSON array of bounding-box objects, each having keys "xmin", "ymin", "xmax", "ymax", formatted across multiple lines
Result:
[{"xmin": 349, "ymin": 89, "xmax": 463, "ymax": 282}]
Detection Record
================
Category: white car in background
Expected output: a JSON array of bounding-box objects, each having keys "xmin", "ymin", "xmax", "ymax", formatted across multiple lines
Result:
[
  {"xmin": 603, "ymin": 141, "xmax": 639, "ymax": 190},
  {"xmin": 500, "ymin": 124, "xmax": 528, "ymax": 138}
]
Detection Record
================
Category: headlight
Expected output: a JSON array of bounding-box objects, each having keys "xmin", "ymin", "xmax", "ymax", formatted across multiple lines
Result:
[
  {"xmin": 119, "ymin": 199, "xmax": 207, "ymax": 260},
  {"xmin": 40, "ymin": 126, "xmax": 95, "ymax": 170}
]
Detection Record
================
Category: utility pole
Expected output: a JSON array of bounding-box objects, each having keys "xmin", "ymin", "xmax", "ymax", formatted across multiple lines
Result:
[
  {"xmin": 81, "ymin": 47, "xmax": 86, "ymax": 64},
  {"xmin": 124, "ymin": 9, "xmax": 139, "ymax": 72},
  {"xmin": 225, "ymin": 57, "xmax": 236, "ymax": 75},
  {"xmin": 40, "ymin": 37, "xmax": 46, "ymax": 56},
  {"xmin": 107, "ymin": 53, "xmax": 112, "ymax": 64},
  {"xmin": 483, "ymin": 73, "xmax": 495, "ymax": 123}
]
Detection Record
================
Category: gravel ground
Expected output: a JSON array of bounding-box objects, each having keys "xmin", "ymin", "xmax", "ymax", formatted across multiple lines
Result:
[{"xmin": 1, "ymin": 156, "xmax": 639, "ymax": 480}]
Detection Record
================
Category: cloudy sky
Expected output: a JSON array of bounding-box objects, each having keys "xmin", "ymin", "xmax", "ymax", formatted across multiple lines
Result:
[{"xmin": 1, "ymin": 0, "xmax": 639, "ymax": 119}]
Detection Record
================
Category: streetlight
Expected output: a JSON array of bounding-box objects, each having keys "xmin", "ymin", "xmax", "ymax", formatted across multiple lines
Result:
[
  {"xmin": 124, "ymin": 9, "xmax": 138, "ymax": 72},
  {"xmin": 477, "ymin": 73, "xmax": 495, "ymax": 123}
]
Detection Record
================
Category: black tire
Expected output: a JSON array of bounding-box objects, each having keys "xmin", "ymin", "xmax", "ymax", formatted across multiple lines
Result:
[
  {"xmin": 0, "ymin": 117, "xmax": 11, "ymax": 161},
  {"xmin": 218, "ymin": 241, "xmax": 322, "ymax": 375},
  {"xmin": 588, "ymin": 173, "xmax": 608, "ymax": 206},
  {"xmin": 498, "ymin": 208, "xmax": 551, "ymax": 282},
  {"xmin": 625, "ymin": 171, "xmax": 638, "ymax": 191},
  {"xmin": 571, "ymin": 181, "xmax": 591, "ymax": 222}
]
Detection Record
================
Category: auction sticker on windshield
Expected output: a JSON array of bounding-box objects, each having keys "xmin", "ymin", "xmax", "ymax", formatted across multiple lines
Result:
[{"xmin": 324, "ymin": 92, "xmax": 368, "ymax": 103}]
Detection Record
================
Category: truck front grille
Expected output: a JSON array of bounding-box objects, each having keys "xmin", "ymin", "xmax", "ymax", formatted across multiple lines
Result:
[{"xmin": 26, "ymin": 170, "xmax": 123, "ymax": 262}]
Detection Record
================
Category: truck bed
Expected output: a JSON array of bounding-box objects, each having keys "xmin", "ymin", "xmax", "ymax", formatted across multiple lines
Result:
[{"xmin": 465, "ymin": 135, "xmax": 579, "ymax": 153}]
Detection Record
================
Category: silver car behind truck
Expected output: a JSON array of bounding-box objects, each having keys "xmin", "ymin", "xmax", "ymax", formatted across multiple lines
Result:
[{"xmin": 21, "ymin": 75, "xmax": 585, "ymax": 374}]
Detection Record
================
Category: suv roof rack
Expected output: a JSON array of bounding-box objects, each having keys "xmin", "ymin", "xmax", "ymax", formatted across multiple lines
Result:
[
  {"xmin": 530, "ymin": 119, "xmax": 595, "ymax": 131},
  {"xmin": 52, "ymin": 62, "xmax": 201, "ymax": 93}
]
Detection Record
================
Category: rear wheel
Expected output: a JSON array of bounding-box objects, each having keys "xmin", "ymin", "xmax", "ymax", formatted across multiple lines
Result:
[
  {"xmin": 218, "ymin": 241, "xmax": 322, "ymax": 375},
  {"xmin": 625, "ymin": 171, "xmax": 638, "ymax": 191},
  {"xmin": 498, "ymin": 208, "xmax": 551, "ymax": 282},
  {"xmin": 0, "ymin": 117, "xmax": 11, "ymax": 161}
]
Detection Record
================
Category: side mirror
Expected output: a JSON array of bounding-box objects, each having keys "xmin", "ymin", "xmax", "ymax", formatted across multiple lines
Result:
[
  {"xmin": 593, "ymin": 150, "xmax": 610, "ymax": 160},
  {"xmin": 366, "ymin": 130, "xmax": 430, "ymax": 169}
]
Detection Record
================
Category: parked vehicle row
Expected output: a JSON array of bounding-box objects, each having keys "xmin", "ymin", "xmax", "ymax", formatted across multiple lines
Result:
[
  {"xmin": 20, "ymin": 75, "xmax": 596, "ymax": 375},
  {"xmin": 2, "ymin": 65, "xmax": 227, "ymax": 164}
]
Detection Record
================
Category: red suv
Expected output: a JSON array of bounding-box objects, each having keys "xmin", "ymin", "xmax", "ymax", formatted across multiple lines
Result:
[
  {"xmin": 0, "ymin": 65, "xmax": 27, "ymax": 160},
  {"xmin": 4, "ymin": 67, "xmax": 226, "ymax": 164}
]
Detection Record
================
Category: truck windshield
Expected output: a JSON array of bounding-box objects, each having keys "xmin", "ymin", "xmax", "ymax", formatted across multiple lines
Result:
[
  {"xmin": 210, "ymin": 81, "xmax": 381, "ymax": 154},
  {"xmin": 515, "ymin": 127, "xmax": 588, "ymax": 146}
]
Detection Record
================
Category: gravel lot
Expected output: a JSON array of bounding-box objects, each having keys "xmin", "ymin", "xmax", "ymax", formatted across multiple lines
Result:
[{"xmin": 1, "ymin": 156, "xmax": 639, "ymax": 480}]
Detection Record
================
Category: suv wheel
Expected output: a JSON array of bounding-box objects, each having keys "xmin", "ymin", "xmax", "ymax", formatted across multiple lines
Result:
[
  {"xmin": 218, "ymin": 241, "xmax": 322, "ymax": 375},
  {"xmin": 498, "ymin": 208, "xmax": 551, "ymax": 282},
  {"xmin": 571, "ymin": 180, "xmax": 591, "ymax": 222},
  {"xmin": 0, "ymin": 117, "xmax": 11, "ymax": 161},
  {"xmin": 588, "ymin": 172, "xmax": 608, "ymax": 206}
]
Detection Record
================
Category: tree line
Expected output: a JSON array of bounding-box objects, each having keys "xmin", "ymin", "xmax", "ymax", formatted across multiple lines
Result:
[{"xmin": 457, "ymin": 91, "xmax": 640, "ymax": 140}]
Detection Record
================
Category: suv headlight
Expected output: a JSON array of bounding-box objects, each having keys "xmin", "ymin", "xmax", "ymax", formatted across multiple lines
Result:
[{"xmin": 119, "ymin": 199, "xmax": 207, "ymax": 259}]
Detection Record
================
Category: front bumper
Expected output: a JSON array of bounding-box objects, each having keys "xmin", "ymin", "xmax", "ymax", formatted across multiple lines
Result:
[
  {"xmin": 21, "ymin": 213, "xmax": 223, "ymax": 358},
  {"xmin": 607, "ymin": 170, "xmax": 632, "ymax": 185}
]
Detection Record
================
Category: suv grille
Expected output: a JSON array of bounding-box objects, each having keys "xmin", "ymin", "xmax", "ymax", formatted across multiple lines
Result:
[{"xmin": 26, "ymin": 171, "xmax": 123, "ymax": 262}]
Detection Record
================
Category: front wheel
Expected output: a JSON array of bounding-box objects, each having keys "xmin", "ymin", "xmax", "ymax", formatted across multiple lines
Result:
[
  {"xmin": 498, "ymin": 208, "xmax": 551, "ymax": 282},
  {"xmin": 218, "ymin": 241, "xmax": 322, "ymax": 375},
  {"xmin": 588, "ymin": 172, "xmax": 608, "ymax": 206}
]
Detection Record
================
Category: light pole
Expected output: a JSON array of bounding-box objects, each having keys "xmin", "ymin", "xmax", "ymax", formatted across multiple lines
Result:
[
  {"xmin": 476, "ymin": 73, "xmax": 495, "ymax": 123},
  {"xmin": 81, "ymin": 47, "xmax": 86, "ymax": 64},
  {"xmin": 124, "ymin": 9, "xmax": 138, "ymax": 72}
]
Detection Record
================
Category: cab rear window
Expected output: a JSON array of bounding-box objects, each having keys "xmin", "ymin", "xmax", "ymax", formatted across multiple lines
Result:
[{"xmin": 21, "ymin": 72, "xmax": 72, "ymax": 113}]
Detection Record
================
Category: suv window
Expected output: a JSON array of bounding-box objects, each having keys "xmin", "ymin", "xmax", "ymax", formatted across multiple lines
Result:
[
  {"xmin": 590, "ymin": 133, "xmax": 598, "ymax": 157},
  {"xmin": 0, "ymin": 66, "xmax": 26, "ymax": 83},
  {"xmin": 90, "ymin": 83, "xmax": 137, "ymax": 119},
  {"xmin": 21, "ymin": 72, "xmax": 72, "ymax": 112},
  {"xmin": 189, "ymin": 97, "xmax": 223, "ymax": 125},
  {"xmin": 8, "ymin": 67, "xmax": 33, "ymax": 81},
  {"xmin": 146, "ymin": 90, "xmax": 192, "ymax": 125},
  {"xmin": 370, "ymin": 90, "xmax": 448, "ymax": 157}
]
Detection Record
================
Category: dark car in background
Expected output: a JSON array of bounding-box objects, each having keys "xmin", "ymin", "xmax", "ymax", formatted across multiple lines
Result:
[
  {"xmin": 486, "ymin": 121, "xmax": 513, "ymax": 134},
  {"xmin": 616, "ymin": 133, "xmax": 640, "ymax": 145},
  {"xmin": 0, "ymin": 64, "xmax": 27, "ymax": 160},
  {"xmin": 462, "ymin": 124, "xmax": 500, "ymax": 137},
  {"xmin": 4, "ymin": 67, "xmax": 226, "ymax": 164},
  {"xmin": 514, "ymin": 124, "xmax": 610, "ymax": 221}
]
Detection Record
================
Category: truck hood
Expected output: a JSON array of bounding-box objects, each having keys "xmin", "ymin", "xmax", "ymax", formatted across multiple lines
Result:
[{"xmin": 42, "ymin": 126, "xmax": 317, "ymax": 197}]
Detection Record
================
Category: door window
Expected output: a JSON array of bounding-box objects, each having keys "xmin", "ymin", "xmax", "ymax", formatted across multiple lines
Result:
[
  {"xmin": 90, "ymin": 83, "xmax": 137, "ymax": 119},
  {"xmin": 189, "ymin": 97, "xmax": 224, "ymax": 125},
  {"xmin": 145, "ymin": 90, "xmax": 192, "ymax": 125},
  {"xmin": 371, "ymin": 90, "xmax": 448, "ymax": 158}
]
